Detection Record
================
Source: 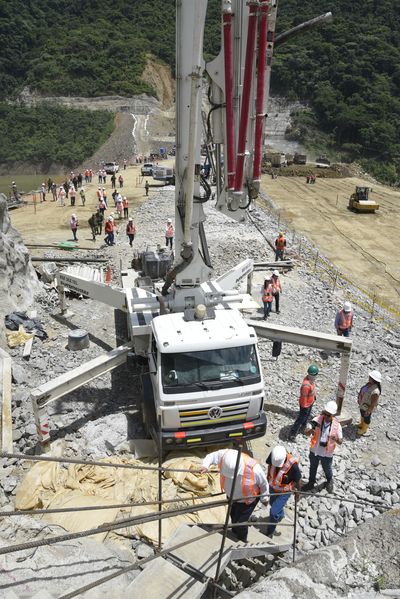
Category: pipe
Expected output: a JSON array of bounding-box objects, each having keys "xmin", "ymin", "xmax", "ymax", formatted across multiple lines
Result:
[
  {"xmin": 183, "ymin": 67, "xmax": 201, "ymax": 248},
  {"xmin": 274, "ymin": 12, "xmax": 333, "ymax": 47},
  {"xmin": 253, "ymin": 0, "xmax": 269, "ymax": 185},
  {"xmin": 233, "ymin": 1, "xmax": 258, "ymax": 195},
  {"xmin": 223, "ymin": 0, "xmax": 235, "ymax": 189}
]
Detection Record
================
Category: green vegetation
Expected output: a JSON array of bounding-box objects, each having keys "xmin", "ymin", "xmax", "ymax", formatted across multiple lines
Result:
[
  {"xmin": 0, "ymin": 103, "xmax": 114, "ymax": 168},
  {"xmin": 273, "ymin": 0, "xmax": 400, "ymax": 183},
  {"xmin": 0, "ymin": 0, "xmax": 399, "ymax": 181}
]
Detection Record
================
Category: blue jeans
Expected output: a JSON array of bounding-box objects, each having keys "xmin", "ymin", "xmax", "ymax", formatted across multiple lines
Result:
[
  {"xmin": 263, "ymin": 301, "xmax": 272, "ymax": 318},
  {"xmin": 105, "ymin": 232, "xmax": 114, "ymax": 245},
  {"xmin": 290, "ymin": 405, "xmax": 313, "ymax": 437},
  {"xmin": 338, "ymin": 329, "xmax": 350, "ymax": 337},
  {"xmin": 275, "ymin": 249, "xmax": 284, "ymax": 261},
  {"xmin": 308, "ymin": 451, "xmax": 333, "ymax": 486},
  {"xmin": 266, "ymin": 492, "xmax": 290, "ymax": 535}
]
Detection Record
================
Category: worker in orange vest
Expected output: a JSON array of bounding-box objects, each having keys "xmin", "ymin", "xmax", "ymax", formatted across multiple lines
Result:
[
  {"xmin": 126, "ymin": 217, "xmax": 136, "ymax": 247},
  {"xmin": 104, "ymin": 216, "xmax": 114, "ymax": 246},
  {"xmin": 271, "ymin": 269, "xmax": 282, "ymax": 313},
  {"xmin": 275, "ymin": 232, "xmax": 286, "ymax": 261},
  {"xmin": 123, "ymin": 196, "xmax": 129, "ymax": 219},
  {"xmin": 201, "ymin": 449, "xmax": 269, "ymax": 542},
  {"xmin": 262, "ymin": 277, "xmax": 273, "ymax": 320},
  {"xmin": 335, "ymin": 302, "xmax": 353, "ymax": 337},
  {"xmin": 265, "ymin": 446, "xmax": 302, "ymax": 538},
  {"xmin": 165, "ymin": 218, "xmax": 174, "ymax": 249},
  {"xmin": 302, "ymin": 401, "xmax": 342, "ymax": 493},
  {"xmin": 289, "ymin": 364, "xmax": 319, "ymax": 440}
]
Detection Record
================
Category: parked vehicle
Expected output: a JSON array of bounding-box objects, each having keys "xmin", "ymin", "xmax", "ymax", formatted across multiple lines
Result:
[
  {"xmin": 294, "ymin": 153, "xmax": 307, "ymax": 165},
  {"xmin": 141, "ymin": 163, "xmax": 154, "ymax": 176},
  {"xmin": 103, "ymin": 162, "xmax": 119, "ymax": 174},
  {"xmin": 271, "ymin": 153, "xmax": 287, "ymax": 167},
  {"xmin": 315, "ymin": 155, "xmax": 330, "ymax": 168},
  {"xmin": 152, "ymin": 166, "xmax": 175, "ymax": 185}
]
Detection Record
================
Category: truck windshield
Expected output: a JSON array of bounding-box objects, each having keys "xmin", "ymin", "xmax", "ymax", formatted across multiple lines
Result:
[{"xmin": 161, "ymin": 345, "xmax": 260, "ymax": 393}]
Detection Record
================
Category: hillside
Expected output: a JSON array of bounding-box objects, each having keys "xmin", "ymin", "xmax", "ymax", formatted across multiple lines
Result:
[{"xmin": 1, "ymin": 0, "xmax": 400, "ymax": 181}]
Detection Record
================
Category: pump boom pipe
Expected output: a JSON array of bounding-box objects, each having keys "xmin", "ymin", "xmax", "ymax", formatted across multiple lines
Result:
[
  {"xmin": 223, "ymin": 0, "xmax": 235, "ymax": 190},
  {"xmin": 252, "ymin": 0, "xmax": 269, "ymax": 185},
  {"xmin": 233, "ymin": 1, "xmax": 258, "ymax": 195},
  {"xmin": 274, "ymin": 12, "xmax": 333, "ymax": 47}
]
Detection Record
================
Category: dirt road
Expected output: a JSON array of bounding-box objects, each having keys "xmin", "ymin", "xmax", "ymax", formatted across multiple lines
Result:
[{"xmin": 260, "ymin": 174, "xmax": 400, "ymax": 313}]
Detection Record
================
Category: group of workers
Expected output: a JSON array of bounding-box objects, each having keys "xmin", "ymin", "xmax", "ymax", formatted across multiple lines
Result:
[{"xmin": 201, "ymin": 364, "xmax": 382, "ymax": 542}]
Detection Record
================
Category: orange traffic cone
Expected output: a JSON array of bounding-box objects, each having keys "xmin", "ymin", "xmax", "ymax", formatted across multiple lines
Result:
[{"xmin": 105, "ymin": 265, "xmax": 112, "ymax": 285}]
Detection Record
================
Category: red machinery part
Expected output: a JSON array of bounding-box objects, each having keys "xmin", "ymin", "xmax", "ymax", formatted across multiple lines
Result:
[
  {"xmin": 223, "ymin": 5, "xmax": 235, "ymax": 190},
  {"xmin": 253, "ymin": 0, "xmax": 269, "ymax": 183},
  {"xmin": 233, "ymin": 2, "xmax": 258, "ymax": 193}
]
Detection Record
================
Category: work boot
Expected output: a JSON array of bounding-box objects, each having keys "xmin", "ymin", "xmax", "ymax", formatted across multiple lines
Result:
[
  {"xmin": 356, "ymin": 417, "xmax": 364, "ymax": 429},
  {"xmin": 357, "ymin": 422, "xmax": 369, "ymax": 436},
  {"xmin": 325, "ymin": 480, "xmax": 334, "ymax": 493},
  {"xmin": 302, "ymin": 482, "xmax": 314, "ymax": 492}
]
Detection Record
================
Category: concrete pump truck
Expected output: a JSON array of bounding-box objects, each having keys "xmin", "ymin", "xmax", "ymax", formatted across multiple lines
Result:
[{"xmin": 32, "ymin": 2, "xmax": 352, "ymax": 453}]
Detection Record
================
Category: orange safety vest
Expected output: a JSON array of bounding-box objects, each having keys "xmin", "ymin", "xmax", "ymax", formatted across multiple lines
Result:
[
  {"xmin": 338, "ymin": 309, "xmax": 352, "ymax": 330},
  {"xmin": 275, "ymin": 236, "xmax": 285, "ymax": 250},
  {"xmin": 310, "ymin": 415, "xmax": 340, "ymax": 454},
  {"xmin": 271, "ymin": 277, "xmax": 281, "ymax": 294},
  {"xmin": 99, "ymin": 200, "xmax": 105, "ymax": 209},
  {"xmin": 123, "ymin": 198, "xmax": 128, "ymax": 208},
  {"xmin": 126, "ymin": 223, "xmax": 136, "ymax": 235},
  {"xmin": 268, "ymin": 453, "xmax": 298, "ymax": 492},
  {"xmin": 105, "ymin": 221, "xmax": 113, "ymax": 233},
  {"xmin": 166, "ymin": 224, "xmax": 174, "ymax": 238},
  {"xmin": 262, "ymin": 284, "xmax": 273, "ymax": 303},
  {"xmin": 299, "ymin": 377, "xmax": 315, "ymax": 408},
  {"xmin": 219, "ymin": 452, "xmax": 260, "ymax": 505}
]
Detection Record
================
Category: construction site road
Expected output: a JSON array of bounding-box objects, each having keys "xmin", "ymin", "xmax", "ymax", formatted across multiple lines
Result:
[{"xmin": 260, "ymin": 174, "xmax": 400, "ymax": 314}]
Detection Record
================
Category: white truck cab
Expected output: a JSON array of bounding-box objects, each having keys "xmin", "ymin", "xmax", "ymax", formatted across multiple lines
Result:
[{"xmin": 142, "ymin": 309, "xmax": 266, "ymax": 448}]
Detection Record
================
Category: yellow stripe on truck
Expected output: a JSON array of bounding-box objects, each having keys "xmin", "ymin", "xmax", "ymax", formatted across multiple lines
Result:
[
  {"xmin": 180, "ymin": 409, "xmax": 208, "ymax": 416},
  {"xmin": 180, "ymin": 414, "xmax": 245, "ymax": 427}
]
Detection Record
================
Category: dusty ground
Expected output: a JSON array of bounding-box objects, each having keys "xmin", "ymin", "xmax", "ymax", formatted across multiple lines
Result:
[
  {"xmin": 260, "ymin": 174, "xmax": 400, "ymax": 314},
  {"xmin": 8, "ymin": 161, "xmax": 174, "ymax": 250}
]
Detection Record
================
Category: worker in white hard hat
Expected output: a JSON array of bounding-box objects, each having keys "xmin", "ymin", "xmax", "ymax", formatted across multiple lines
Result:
[
  {"xmin": 271, "ymin": 270, "xmax": 282, "ymax": 314},
  {"xmin": 302, "ymin": 401, "xmax": 342, "ymax": 493},
  {"xmin": 356, "ymin": 370, "xmax": 382, "ymax": 436},
  {"xmin": 201, "ymin": 448, "xmax": 269, "ymax": 542},
  {"xmin": 265, "ymin": 446, "xmax": 302, "ymax": 538},
  {"xmin": 165, "ymin": 218, "xmax": 174, "ymax": 249},
  {"xmin": 335, "ymin": 301, "xmax": 353, "ymax": 337}
]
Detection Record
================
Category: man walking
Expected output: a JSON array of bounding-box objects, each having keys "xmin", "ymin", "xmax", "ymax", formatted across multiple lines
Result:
[
  {"xmin": 165, "ymin": 218, "xmax": 174, "ymax": 249},
  {"xmin": 126, "ymin": 217, "xmax": 136, "ymax": 247},
  {"xmin": 262, "ymin": 277, "xmax": 273, "ymax": 320},
  {"xmin": 145, "ymin": 180, "xmax": 149, "ymax": 196},
  {"xmin": 271, "ymin": 270, "xmax": 282, "ymax": 313},
  {"xmin": 104, "ymin": 216, "xmax": 114, "ymax": 246},
  {"xmin": 289, "ymin": 364, "xmax": 319, "ymax": 440},
  {"xmin": 58, "ymin": 186, "xmax": 66, "ymax": 207},
  {"xmin": 335, "ymin": 302, "xmax": 353, "ymax": 337},
  {"xmin": 265, "ymin": 446, "xmax": 301, "ymax": 538},
  {"xmin": 302, "ymin": 401, "xmax": 342, "ymax": 493},
  {"xmin": 201, "ymin": 448, "xmax": 269, "ymax": 542},
  {"xmin": 70, "ymin": 214, "xmax": 78, "ymax": 242},
  {"xmin": 123, "ymin": 196, "xmax": 129, "ymax": 219},
  {"xmin": 275, "ymin": 232, "xmax": 286, "ymax": 261}
]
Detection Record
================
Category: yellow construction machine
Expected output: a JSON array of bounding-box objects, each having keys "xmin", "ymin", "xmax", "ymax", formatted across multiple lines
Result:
[{"xmin": 348, "ymin": 186, "xmax": 379, "ymax": 213}]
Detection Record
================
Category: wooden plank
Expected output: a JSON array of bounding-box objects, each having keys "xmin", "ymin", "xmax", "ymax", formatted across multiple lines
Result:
[
  {"xmin": 0, "ymin": 349, "xmax": 13, "ymax": 453},
  {"xmin": 22, "ymin": 336, "xmax": 34, "ymax": 360}
]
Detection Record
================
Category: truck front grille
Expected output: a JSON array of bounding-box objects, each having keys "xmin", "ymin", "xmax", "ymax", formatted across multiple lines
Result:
[{"xmin": 178, "ymin": 401, "xmax": 249, "ymax": 428}]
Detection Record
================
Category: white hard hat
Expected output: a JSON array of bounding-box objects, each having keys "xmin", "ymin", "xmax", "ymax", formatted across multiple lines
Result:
[
  {"xmin": 108, "ymin": 216, "xmax": 113, "ymax": 221},
  {"xmin": 273, "ymin": 270, "xmax": 279, "ymax": 277},
  {"xmin": 343, "ymin": 301, "xmax": 352, "ymax": 313},
  {"xmin": 271, "ymin": 446, "xmax": 287, "ymax": 467},
  {"xmin": 324, "ymin": 401, "xmax": 338, "ymax": 415},
  {"xmin": 369, "ymin": 370, "xmax": 382, "ymax": 383},
  {"xmin": 220, "ymin": 449, "xmax": 244, "ymax": 478},
  {"xmin": 123, "ymin": 196, "xmax": 127, "ymax": 200},
  {"xmin": 128, "ymin": 217, "xmax": 133, "ymax": 221},
  {"xmin": 71, "ymin": 214, "xmax": 76, "ymax": 218},
  {"xmin": 167, "ymin": 218, "xmax": 172, "ymax": 223}
]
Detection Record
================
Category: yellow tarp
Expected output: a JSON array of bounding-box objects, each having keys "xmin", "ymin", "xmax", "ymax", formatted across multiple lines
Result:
[
  {"xmin": 15, "ymin": 453, "xmax": 225, "ymax": 545},
  {"xmin": 6, "ymin": 325, "xmax": 34, "ymax": 348}
]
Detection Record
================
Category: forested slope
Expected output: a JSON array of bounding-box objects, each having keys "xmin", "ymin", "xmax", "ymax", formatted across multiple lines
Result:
[{"xmin": 0, "ymin": 0, "xmax": 399, "ymax": 180}]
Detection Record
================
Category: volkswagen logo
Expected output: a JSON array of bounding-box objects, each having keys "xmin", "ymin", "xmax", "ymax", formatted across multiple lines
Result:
[{"xmin": 208, "ymin": 407, "xmax": 222, "ymax": 419}]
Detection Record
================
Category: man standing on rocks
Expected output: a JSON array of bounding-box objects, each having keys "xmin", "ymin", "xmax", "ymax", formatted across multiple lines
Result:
[
  {"xmin": 356, "ymin": 370, "xmax": 382, "ymax": 436},
  {"xmin": 104, "ymin": 216, "xmax": 114, "ymax": 246},
  {"xmin": 126, "ymin": 217, "xmax": 136, "ymax": 247},
  {"xmin": 302, "ymin": 401, "xmax": 342, "ymax": 493},
  {"xmin": 275, "ymin": 231, "xmax": 286, "ymax": 261},
  {"xmin": 262, "ymin": 277, "xmax": 273, "ymax": 320},
  {"xmin": 165, "ymin": 218, "xmax": 174, "ymax": 249},
  {"xmin": 289, "ymin": 364, "xmax": 319, "ymax": 441},
  {"xmin": 265, "ymin": 446, "xmax": 302, "ymax": 538},
  {"xmin": 271, "ymin": 270, "xmax": 282, "ymax": 313},
  {"xmin": 201, "ymin": 448, "xmax": 269, "ymax": 542},
  {"xmin": 335, "ymin": 302, "xmax": 353, "ymax": 337}
]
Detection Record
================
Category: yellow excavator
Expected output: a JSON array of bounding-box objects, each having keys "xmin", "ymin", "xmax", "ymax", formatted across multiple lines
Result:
[{"xmin": 348, "ymin": 186, "xmax": 379, "ymax": 213}]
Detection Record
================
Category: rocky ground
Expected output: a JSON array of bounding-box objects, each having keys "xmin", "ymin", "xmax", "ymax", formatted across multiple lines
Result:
[{"xmin": 1, "ymin": 184, "xmax": 399, "ymax": 597}]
